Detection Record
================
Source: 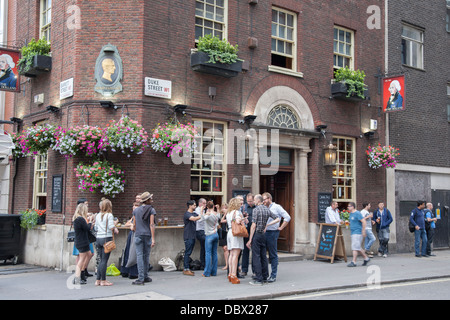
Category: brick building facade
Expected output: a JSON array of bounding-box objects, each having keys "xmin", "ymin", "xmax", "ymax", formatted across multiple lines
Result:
[{"xmin": 8, "ymin": 0, "xmax": 390, "ymax": 268}]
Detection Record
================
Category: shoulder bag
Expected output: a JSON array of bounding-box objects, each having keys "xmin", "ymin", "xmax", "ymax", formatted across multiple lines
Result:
[
  {"xmin": 103, "ymin": 214, "xmax": 116, "ymax": 253},
  {"xmin": 231, "ymin": 211, "xmax": 248, "ymax": 238},
  {"xmin": 67, "ymin": 223, "xmax": 75, "ymax": 242}
]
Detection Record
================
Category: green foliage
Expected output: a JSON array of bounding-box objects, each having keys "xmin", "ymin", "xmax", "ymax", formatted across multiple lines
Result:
[
  {"xmin": 18, "ymin": 38, "xmax": 51, "ymax": 74},
  {"xmin": 19, "ymin": 209, "xmax": 39, "ymax": 230},
  {"xmin": 334, "ymin": 66, "xmax": 367, "ymax": 99},
  {"xmin": 197, "ymin": 34, "xmax": 239, "ymax": 64}
]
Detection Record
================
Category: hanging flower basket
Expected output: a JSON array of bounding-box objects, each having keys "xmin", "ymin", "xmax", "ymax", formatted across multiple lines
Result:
[
  {"xmin": 104, "ymin": 116, "xmax": 149, "ymax": 157},
  {"xmin": 74, "ymin": 160, "xmax": 125, "ymax": 197},
  {"xmin": 150, "ymin": 122, "xmax": 198, "ymax": 158},
  {"xmin": 54, "ymin": 125, "xmax": 107, "ymax": 158},
  {"xmin": 12, "ymin": 124, "xmax": 56, "ymax": 158},
  {"xmin": 366, "ymin": 144, "xmax": 400, "ymax": 169}
]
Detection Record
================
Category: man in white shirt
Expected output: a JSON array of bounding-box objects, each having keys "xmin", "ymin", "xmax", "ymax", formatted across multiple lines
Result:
[
  {"xmin": 325, "ymin": 201, "xmax": 341, "ymax": 225},
  {"xmin": 361, "ymin": 202, "xmax": 375, "ymax": 258}
]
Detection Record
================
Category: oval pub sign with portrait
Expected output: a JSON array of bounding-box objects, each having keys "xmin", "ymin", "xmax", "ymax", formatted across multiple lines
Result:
[{"xmin": 94, "ymin": 44, "xmax": 123, "ymax": 97}]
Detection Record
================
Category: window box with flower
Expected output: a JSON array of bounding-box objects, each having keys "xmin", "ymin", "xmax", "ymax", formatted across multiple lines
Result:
[
  {"xmin": 20, "ymin": 208, "xmax": 46, "ymax": 230},
  {"xmin": 331, "ymin": 67, "xmax": 369, "ymax": 102},
  {"xmin": 17, "ymin": 38, "xmax": 52, "ymax": 78}
]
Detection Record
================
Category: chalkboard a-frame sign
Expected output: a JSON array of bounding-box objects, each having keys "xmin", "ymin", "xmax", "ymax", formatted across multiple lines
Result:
[
  {"xmin": 52, "ymin": 174, "xmax": 63, "ymax": 213},
  {"xmin": 314, "ymin": 223, "xmax": 347, "ymax": 263}
]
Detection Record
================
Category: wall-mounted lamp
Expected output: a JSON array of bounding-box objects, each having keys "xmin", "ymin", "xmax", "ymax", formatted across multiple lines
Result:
[
  {"xmin": 244, "ymin": 115, "xmax": 257, "ymax": 124},
  {"xmin": 100, "ymin": 101, "xmax": 116, "ymax": 109},
  {"xmin": 364, "ymin": 131, "xmax": 375, "ymax": 139},
  {"xmin": 323, "ymin": 143, "xmax": 337, "ymax": 166},
  {"xmin": 174, "ymin": 104, "xmax": 188, "ymax": 115},
  {"xmin": 46, "ymin": 105, "xmax": 60, "ymax": 113},
  {"xmin": 208, "ymin": 87, "xmax": 216, "ymax": 100},
  {"xmin": 10, "ymin": 117, "xmax": 23, "ymax": 125},
  {"xmin": 315, "ymin": 124, "xmax": 327, "ymax": 139}
]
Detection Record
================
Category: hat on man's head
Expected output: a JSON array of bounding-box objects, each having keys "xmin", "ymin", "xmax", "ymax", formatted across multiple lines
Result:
[{"xmin": 140, "ymin": 192, "xmax": 153, "ymax": 203}]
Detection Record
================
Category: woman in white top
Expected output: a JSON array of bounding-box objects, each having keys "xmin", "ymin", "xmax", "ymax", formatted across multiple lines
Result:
[
  {"xmin": 226, "ymin": 197, "xmax": 246, "ymax": 284},
  {"xmin": 94, "ymin": 198, "xmax": 119, "ymax": 286}
]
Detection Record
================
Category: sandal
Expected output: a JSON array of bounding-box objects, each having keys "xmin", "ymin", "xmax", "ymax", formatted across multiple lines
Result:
[
  {"xmin": 95, "ymin": 280, "xmax": 101, "ymax": 286},
  {"xmin": 100, "ymin": 281, "xmax": 113, "ymax": 286}
]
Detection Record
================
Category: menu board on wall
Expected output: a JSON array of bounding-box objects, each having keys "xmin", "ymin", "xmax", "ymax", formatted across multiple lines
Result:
[{"xmin": 52, "ymin": 175, "xmax": 63, "ymax": 213}]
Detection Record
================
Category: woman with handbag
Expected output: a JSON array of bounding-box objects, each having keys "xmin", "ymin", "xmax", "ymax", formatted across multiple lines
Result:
[
  {"xmin": 94, "ymin": 198, "xmax": 119, "ymax": 286},
  {"xmin": 72, "ymin": 203, "xmax": 94, "ymax": 285},
  {"xmin": 226, "ymin": 197, "xmax": 248, "ymax": 284}
]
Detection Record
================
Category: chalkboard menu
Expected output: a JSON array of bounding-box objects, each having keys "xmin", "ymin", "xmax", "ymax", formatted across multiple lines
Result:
[
  {"xmin": 314, "ymin": 223, "xmax": 347, "ymax": 263},
  {"xmin": 318, "ymin": 192, "xmax": 332, "ymax": 223},
  {"xmin": 52, "ymin": 174, "xmax": 63, "ymax": 213}
]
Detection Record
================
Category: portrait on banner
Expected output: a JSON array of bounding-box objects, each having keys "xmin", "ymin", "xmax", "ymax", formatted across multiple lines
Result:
[
  {"xmin": 383, "ymin": 75, "xmax": 405, "ymax": 112},
  {"xmin": 0, "ymin": 48, "xmax": 20, "ymax": 92}
]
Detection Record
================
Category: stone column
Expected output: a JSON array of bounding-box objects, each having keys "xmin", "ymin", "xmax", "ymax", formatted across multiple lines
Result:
[{"xmin": 294, "ymin": 148, "xmax": 311, "ymax": 249}]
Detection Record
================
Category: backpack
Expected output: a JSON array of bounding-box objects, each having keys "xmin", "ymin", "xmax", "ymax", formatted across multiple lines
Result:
[{"xmin": 408, "ymin": 220, "xmax": 416, "ymax": 233}]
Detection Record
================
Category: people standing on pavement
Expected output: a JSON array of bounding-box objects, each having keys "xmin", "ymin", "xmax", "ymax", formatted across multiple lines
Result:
[
  {"xmin": 410, "ymin": 201, "xmax": 428, "ymax": 258},
  {"xmin": 262, "ymin": 192, "xmax": 291, "ymax": 283},
  {"xmin": 72, "ymin": 203, "xmax": 95, "ymax": 285},
  {"xmin": 347, "ymin": 202, "xmax": 370, "ymax": 267},
  {"xmin": 72, "ymin": 198, "xmax": 95, "ymax": 280},
  {"xmin": 241, "ymin": 193, "xmax": 255, "ymax": 277},
  {"xmin": 94, "ymin": 198, "xmax": 119, "ymax": 286},
  {"xmin": 219, "ymin": 203, "xmax": 229, "ymax": 271},
  {"xmin": 195, "ymin": 198, "xmax": 207, "ymax": 270},
  {"xmin": 373, "ymin": 201, "xmax": 393, "ymax": 258},
  {"xmin": 361, "ymin": 202, "xmax": 376, "ymax": 258},
  {"xmin": 325, "ymin": 201, "xmax": 342, "ymax": 225},
  {"xmin": 226, "ymin": 197, "xmax": 246, "ymax": 284},
  {"xmin": 131, "ymin": 192, "xmax": 156, "ymax": 285},
  {"xmin": 425, "ymin": 202, "xmax": 437, "ymax": 256},
  {"xmin": 246, "ymin": 194, "xmax": 280, "ymax": 286},
  {"xmin": 183, "ymin": 200, "xmax": 203, "ymax": 276},
  {"xmin": 201, "ymin": 201, "xmax": 221, "ymax": 277}
]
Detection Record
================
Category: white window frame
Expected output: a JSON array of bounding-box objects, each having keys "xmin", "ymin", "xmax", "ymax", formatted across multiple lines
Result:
[
  {"xmin": 191, "ymin": 119, "xmax": 227, "ymax": 198},
  {"xmin": 33, "ymin": 152, "xmax": 48, "ymax": 211},
  {"xmin": 333, "ymin": 25, "xmax": 354, "ymax": 70},
  {"xmin": 269, "ymin": 7, "xmax": 301, "ymax": 77},
  {"xmin": 195, "ymin": 0, "xmax": 227, "ymax": 41},
  {"xmin": 332, "ymin": 136, "xmax": 356, "ymax": 204},
  {"xmin": 40, "ymin": 0, "xmax": 51, "ymax": 41},
  {"xmin": 401, "ymin": 24, "xmax": 424, "ymax": 70}
]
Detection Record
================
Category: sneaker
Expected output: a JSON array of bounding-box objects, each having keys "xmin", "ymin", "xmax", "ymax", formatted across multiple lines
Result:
[
  {"xmin": 347, "ymin": 262, "xmax": 357, "ymax": 267},
  {"xmin": 249, "ymin": 280, "xmax": 264, "ymax": 286},
  {"xmin": 144, "ymin": 277, "xmax": 152, "ymax": 283},
  {"xmin": 132, "ymin": 280, "xmax": 145, "ymax": 285},
  {"xmin": 383, "ymin": 254, "xmax": 388, "ymax": 258},
  {"xmin": 266, "ymin": 276, "xmax": 276, "ymax": 283},
  {"xmin": 183, "ymin": 270, "xmax": 195, "ymax": 276},
  {"xmin": 362, "ymin": 258, "xmax": 370, "ymax": 266}
]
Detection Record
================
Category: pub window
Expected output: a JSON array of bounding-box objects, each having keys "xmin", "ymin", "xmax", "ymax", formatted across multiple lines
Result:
[
  {"xmin": 191, "ymin": 120, "xmax": 226, "ymax": 203},
  {"xmin": 271, "ymin": 7, "xmax": 296, "ymax": 70},
  {"xmin": 333, "ymin": 26, "xmax": 354, "ymax": 71},
  {"xmin": 195, "ymin": 0, "xmax": 227, "ymax": 41},
  {"xmin": 33, "ymin": 152, "xmax": 48, "ymax": 212},
  {"xmin": 332, "ymin": 137, "xmax": 355, "ymax": 208},
  {"xmin": 267, "ymin": 105, "xmax": 300, "ymax": 129},
  {"xmin": 401, "ymin": 24, "xmax": 424, "ymax": 69},
  {"xmin": 40, "ymin": 0, "xmax": 52, "ymax": 41}
]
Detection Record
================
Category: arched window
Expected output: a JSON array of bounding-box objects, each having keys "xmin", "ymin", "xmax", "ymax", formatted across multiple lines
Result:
[{"xmin": 267, "ymin": 105, "xmax": 300, "ymax": 129}]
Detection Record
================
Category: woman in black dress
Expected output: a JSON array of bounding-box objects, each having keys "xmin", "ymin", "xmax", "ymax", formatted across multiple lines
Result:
[{"xmin": 73, "ymin": 203, "xmax": 94, "ymax": 285}]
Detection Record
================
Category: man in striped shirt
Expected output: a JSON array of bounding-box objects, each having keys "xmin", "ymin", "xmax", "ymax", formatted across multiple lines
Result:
[{"xmin": 246, "ymin": 194, "xmax": 280, "ymax": 286}]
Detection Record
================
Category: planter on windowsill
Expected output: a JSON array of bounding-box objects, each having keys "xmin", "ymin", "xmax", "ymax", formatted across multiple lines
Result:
[
  {"xmin": 190, "ymin": 51, "xmax": 243, "ymax": 78},
  {"xmin": 331, "ymin": 82, "xmax": 369, "ymax": 102},
  {"xmin": 19, "ymin": 55, "xmax": 52, "ymax": 78}
]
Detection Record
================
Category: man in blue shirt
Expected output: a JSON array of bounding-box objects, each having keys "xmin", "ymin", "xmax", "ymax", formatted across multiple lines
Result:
[
  {"xmin": 410, "ymin": 201, "xmax": 428, "ymax": 257},
  {"xmin": 372, "ymin": 202, "xmax": 393, "ymax": 258},
  {"xmin": 347, "ymin": 202, "xmax": 370, "ymax": 267},
  {"xmin": 424, "ymin": 203, "xmax": 437, "ymax": 256}
]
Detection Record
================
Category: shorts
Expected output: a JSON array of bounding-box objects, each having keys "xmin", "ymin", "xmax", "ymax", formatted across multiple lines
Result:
[
  {"xmin": 73, "ymin": 243, "xmax": 94, "ymax": 255},
  {"xmin": 351, "ymin": 234, "xmax": 363, "ymax": 251},
  {"xmin": 76, "ymin": 245, "xmax": 91, "ymax": 254}
]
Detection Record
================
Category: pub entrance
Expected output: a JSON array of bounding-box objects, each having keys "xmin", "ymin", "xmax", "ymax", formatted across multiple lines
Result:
[{"xmin": 259, "ymin": 148, "xmax": 295, "ymax": 252}]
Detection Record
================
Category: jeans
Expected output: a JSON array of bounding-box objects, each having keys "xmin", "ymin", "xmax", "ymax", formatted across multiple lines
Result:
[
  {"xmin": 135, "ymin": 235, "xmax": 152, "ymax": 281},
  {"xmin": 378, "ymin": 228, "xmax": 390, "ymax": 255},
  {"xmin": 426, "ymin": 228, "xmax": 434, "ymax": 255},
  {"xmin": 414, "ymin": 229, "xmax": 428, "ymax": 256},
  {"xmin": 95, "ymin": 237, "xmax": 112, "ymax": 281},
  {"xmin": 184, "ymin": 239, "xmax": 195, "ymax": 270},
  {"xmin": 204, "ymin": 232, "xmax": 219, "ymax": 277},
  {"xmin": 196, "ymin": 230, "xmax": 206, "ymax": 268},
  {"xmin": 252, "ymin": 232, "xmax": 269, "ymax": 282},
  {"xmin": 364, "ymin": 228, "xmax": 376, "ymax": 251},
  {"xmin": 265, "ymin": 230, "xmax": 279, "ymax": 279}
]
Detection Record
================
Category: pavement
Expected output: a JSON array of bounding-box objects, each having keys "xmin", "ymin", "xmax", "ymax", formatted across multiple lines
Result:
[{"xmin": 1, "ymin": 250, "xmax": 449, "ymax": 300}]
